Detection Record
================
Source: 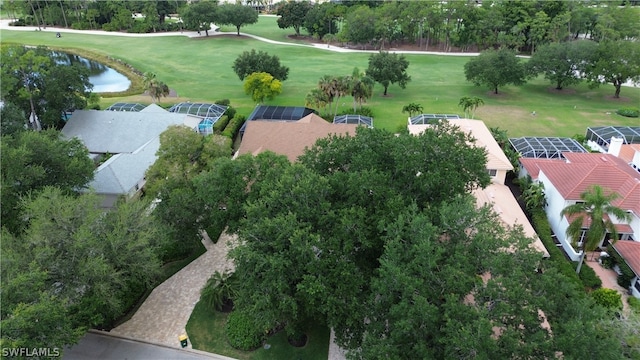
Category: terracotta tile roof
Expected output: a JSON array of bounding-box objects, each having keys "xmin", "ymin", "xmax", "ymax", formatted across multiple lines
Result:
[
  {"xmin": 534, "ymin": 153, "xmax": 640, "ymax": 215},
  {"xmin": 473, "ymin": 183, "xmax": 549, "ymax": 257},
  {"xmin": 563, "ymin": 213, "xmax": 634, "ymax": 234},
  {"xmin": 612, "ymin": 240, "xmax": 640, "ymax": 276},
  {"xmin": 237, "ymin": 114, "xmax": 358, "ymax": 162},
  {"xmin": 519, "ymin": 157, "xmax": 562, "ymax": 180},
  {"xmin": 618, "ymin": 144, "xmax": 640, "ymax": 163},
  {"xmin": 408, "ymin": 119, "xmax": 513, "ymax": 171}
]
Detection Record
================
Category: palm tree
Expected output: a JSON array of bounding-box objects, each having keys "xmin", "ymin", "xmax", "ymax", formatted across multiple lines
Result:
[
  {"xmin": 318, "ymin": 75, "xmax": 337, "ymax": 114},
  {"xmin": 305, "ymin": 88, "xmax": 330, "ymax": 114},
  {"xmin": 350, "ymin": 67, "xmax": 374, "ymax": 112},
  {"xmin": 523, "ymin": 181, "xmax": 546, "ymax": 212},
  {"xmin": 458, "ymin": 96, "xmax": 484, "ymax": 119},
  {"xmin": 560, "ymin": 185, "xmax": 631, "ymax": 274},
  {"xmin": 143, "ymin": 72, "xmax": 170, "ymax": 103},
  {"xmin": 402, "ymin": 103, "xmax": 423, "ymax": 118}
]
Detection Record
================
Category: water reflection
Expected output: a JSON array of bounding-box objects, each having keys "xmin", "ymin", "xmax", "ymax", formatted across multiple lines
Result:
[{"xmin": 53, "ymin": 52, "xmax": 131, "ymax": 93}]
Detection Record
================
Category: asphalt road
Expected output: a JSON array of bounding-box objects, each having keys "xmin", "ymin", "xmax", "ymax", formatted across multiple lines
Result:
[{"xmin": 63, "ymin": 332, "xmax": 233, "ymax": 360}]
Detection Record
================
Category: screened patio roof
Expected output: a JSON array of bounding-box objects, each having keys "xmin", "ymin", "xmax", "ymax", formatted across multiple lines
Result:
[
  {"xmin": 409, "ymin": 114, "xmax": 460, "ymax": 125},
  {"xmin": 509, "ymin": 137, "xmax": 588, "ymax": 159},
  {"xmin": 586, "ymin": 126, "xmax": 640, "ymax": 146},
  {"xmin": 105, "ymin": 103, "xmax": 146, "ymax": 112},
  {"xmin": 168, "ymin": 102, "xmax": 228, "ymax": 119},
  {"xmin": 333, "ymin": 114, "xmax": 373, "ymax": 127}
]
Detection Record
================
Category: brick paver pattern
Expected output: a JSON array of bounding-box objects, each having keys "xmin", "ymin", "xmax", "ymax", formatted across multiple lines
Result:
[{"xmin": 111, "ymin": 232, "xmax": 236, "ymax": 348}]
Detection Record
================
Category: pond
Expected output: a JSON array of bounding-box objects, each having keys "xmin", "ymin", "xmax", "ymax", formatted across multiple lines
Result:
[{"xmin": 53, "ymin": 52, "xmax": 131, "ymax": 93}]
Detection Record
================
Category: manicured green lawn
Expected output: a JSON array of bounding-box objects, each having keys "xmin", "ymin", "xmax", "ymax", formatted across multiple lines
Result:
[
  {"xmin": 186, "ymin": 300, "xmax": 330, "ymax": 360},
  {"xmin": 2, "ymin": 15, "xmax": 638, "ymax": 137}
]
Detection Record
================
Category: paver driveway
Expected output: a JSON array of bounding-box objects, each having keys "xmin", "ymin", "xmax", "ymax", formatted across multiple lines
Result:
[{"xmin": 110, "ymin": 232, "xmax": 236, "ymax": 348}]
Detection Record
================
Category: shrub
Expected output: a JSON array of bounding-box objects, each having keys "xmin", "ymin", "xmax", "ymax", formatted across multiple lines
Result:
[
  {"xmin": 607, "ymin": 245, "xmax": 636, "ymax": 289},
  {"xmin": 213, "ymin": 115, "xmax": 229, "ymax": 133},
  {"xmin": 215, "ymin": 99, "xmax": 231, "ymax": 106},
  {"xmin": 221, "ymin": 114, "xmax": 246, "ymax": 140},
  {"xmin": 531, "ymin": 209, "xmax": 582, "ymax": 288},
  {"xmin": 337, "ymin": 106, "xmax": 374, "ymax": 118},
  {"xmin": 578, "ymin": 264, "xmax": 602, "ymax": 290},
  {"xmin": 591, "ymin": 288, "xmax": 622, "ymax": 310},
  {"xmin": 616, "ymin": 108, "xmax": 640, "ymax": 118},
  {"xmin": 628, "ymin": 297, "xmax": 640, "ymax": 313},
  {"xmin": 225, "ymin": 310, "xmax": 264, "ymax": 351}
]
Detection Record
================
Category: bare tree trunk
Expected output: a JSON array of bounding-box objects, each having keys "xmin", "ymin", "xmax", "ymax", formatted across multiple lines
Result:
[{"xmin": 575, "ymin": 250, "xmax": 586, "ymax": 274}]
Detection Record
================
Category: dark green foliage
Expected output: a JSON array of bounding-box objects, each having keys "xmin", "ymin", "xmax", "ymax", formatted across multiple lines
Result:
[
  {"xmin": 366, "ymin": 51, "xmax": 411, "ymax": 96},
  {"xmin": 578, "ymin": 264, "xmax": 602, "ymax": 290},
  {"xmin": 221, "ymin": 114, "xmax": 246, "ymax": 140},
  {"xmin": 232, "ymin": 49, "xmax": 289, "ymax": 81},
  {"xmin": 464, "ymin": 48, "xmax": 526, "ymax": 94},
  {"xmin": 591, "ymin": 288, "xmax": 622, "ymax": 311},
  {"xmin": 1, "ymin": 130, "xmax": 94, "ymax": 234},
  {"xmin": 225, "ymin": 310, "xmax": 265, "ymax": 351},
  {"xmin": 608, "ymin": 245, "xmax": 636, "ymax": 289},
  {"xmin": 216, "ymin": 3, "xmax": 259, "ymax": 36},
  {"xmin": 531, "ymin": 209, "xmax": 582, "ymax": 288},
  {"xmin": 215, "ymin": 99, "xmax": 231, "ymax": 107},
  {"xmin": 201, "ymin": 271, "xmax": 238, "ymax": 311},
  {"xmin": 337, "ymin": 106, "xmax": 374, "ymax": 118},
  {"xmin": 616, "ymin": 107, "xmax": 640, "ymax": 118},
  {"xmin": 527, "ymin": 41, "xmax": 598, "ymax": 90},
  {"xmin": 276, "ymin": 0, "xmax": 312, "ymax": 36},
  {"xmin": 213, "ymin": 115, "xmax": 230, "ymax": 133},
  {"xmin": 629, "ymin": 297, "xmax": 640, "ymax": 313},
  {"xmin": 0, "ymin": 101, "xmax": 26, "ymax": 136}
]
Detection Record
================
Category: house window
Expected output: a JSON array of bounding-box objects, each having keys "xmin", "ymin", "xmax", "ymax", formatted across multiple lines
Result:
[
  {"xmin": 487, "ymin": 169, "xmax": 497, "ymax": 177},
  {"xmin": 635, "ymin": 279, "xmax": 640, "ymax": 294}
]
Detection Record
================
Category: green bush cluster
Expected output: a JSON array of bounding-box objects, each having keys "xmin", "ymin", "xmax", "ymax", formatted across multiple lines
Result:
[
  {"xmin": 225, "ymin": 310, "xmax": 265, "ymax": 351},
  {"xmin": 531, "ymin": 210, "xmax": 582, "ymax": 288},
  {"xmin": 337, "ymin": 106, "xmax": 375, "ymax": 118},
  {"xmin": 578, "ymin": 264, "xmax": 602, "ymax": 290},
  {"xmin": 628, "ymin": 297, "xmax": 640, "ymax": 313},
  {"xmin": 213, "ymin": 115, "xmax": 229, "ymax": 133},
  {"xmin": 607, "ymin": 245, "xmax": 636, "ymax": 289},
  {"xmin": 222, "ymin": 114, "xmax": 247, "ymax": 140},
  {"xmin": 616, "ymin": 108, "xmax": 640, "ymax": 118},
  {"xmin": 591, "ymin": 288, "xmax": 622, "ymax": 310}
]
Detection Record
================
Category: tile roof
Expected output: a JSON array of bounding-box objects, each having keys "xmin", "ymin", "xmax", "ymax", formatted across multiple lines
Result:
[
  {"xmin": 530, "ymin": 153, "xmax": 640, "ymax": 215},
  {"xmin": 618, "ymin": 144, "xmax": 640, "ymax": 164},
  {"xmin": 612, "ymin": 240, "xmax": 640, "ymax": 276},
  {"xmin": 408, "ymin": 118, "xmax": 513, "ymax": 171},
  {"xmin": 237, "ymin": 114, "xmax": 359, "ymax": 162},
  {"xmin": 473, "ymin": 184, "xmax": 550, "ymax": 257}
]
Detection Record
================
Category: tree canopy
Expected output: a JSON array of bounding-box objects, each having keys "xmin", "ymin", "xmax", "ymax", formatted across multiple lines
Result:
[
  {"xmin": 1, "ymin": 130, "xmax": 94, "ymax": 234},
  {"xmin": 232, "ymin": 49, "xmax": 289, "ymax": 81},
  {"xmin": 366, "ymin": 51, "xmax": 411, "ymax": 96},
  {"xmin": 276, "ymin": 0, "xmax": 312, "ymax": 36},
  {"xmin": 527, "ymin": 40, "xmax": 598, "ymax": 90},
  {"xmin": 0, "ymin": 45, "xmax": 92, "ymax": 130},
  {"xmin": 205, "ymin": 125, "xmax": 626, "ymax": 358},
  {"xmin": 585, "ymin": 40, "xmax": 640, "ymax": 98},
  {"xmin": 216, "ymin": 3, "xmax": 258, "ymax": 36},
  {"xmin": 1, "ymin": 189, "xmax": 167, "ymax": 352},
  {"xmin": 464, "ymin": 48, "xmax": 527, "ymax": 94},
  {"xmin": 243, "ymin": 72, "xmax": 283, "ymax": 104}
]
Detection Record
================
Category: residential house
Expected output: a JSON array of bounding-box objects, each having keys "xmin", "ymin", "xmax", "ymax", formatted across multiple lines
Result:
[
  {"xmin": 612, "ymin": 240, "xmax": 640, "ymax": 298},
  {"xmin": 62, "ymin": 104, "xmax": 201, "ymax": 207},
  {"xmin": 236, "ymin": 113, "xmax": 358, "ymax": 162},
  {"xmin": 519, "ymin": 152, "xmax": 640, "ymax": 262},
  {"xmin": 408, "ymin": 118, "xmax": 549, "ymax": 257}
]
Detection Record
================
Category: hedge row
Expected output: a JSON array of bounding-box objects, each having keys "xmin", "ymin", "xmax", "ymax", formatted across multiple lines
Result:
[
  {"xmin": 607, "ymin": 244, "xmax": 636, "ymax": 289},
  {"xmin": 222, "ymin": 114, "xmax": 247, "ymax": 140},
  {"xmin": 531, "ymin": 209, "xmax": 583, "ymax": 288},
  {"xmin": 213, "ymin": 115, "xmax": 229, "ymax": 133}
]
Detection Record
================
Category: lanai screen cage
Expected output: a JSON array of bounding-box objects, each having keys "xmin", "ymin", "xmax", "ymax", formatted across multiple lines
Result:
[
  {"xmin": 409, "ymin": 114, "xmax": 460, "ymax": 125},
  {"xmin": 169, "ymin": 102, "xmax": 228, "ymax": 135},
  {"xmin": 105, "ymin": 103, "xmax": 146, "ymax": 112},
  {"xmin": 241, "ymin": 105, "xmax": 317, "ymax": 135},
  {"xmin": 585, "ymin": 126, "xmax": 640, "ymax": 151},
  {"xmin": 333, "ymin": 114, "xmax": 373, "ymax": 128},
  {"xmin": 509, "ymin": 137, "xmax": 588, "ymax": 159}
]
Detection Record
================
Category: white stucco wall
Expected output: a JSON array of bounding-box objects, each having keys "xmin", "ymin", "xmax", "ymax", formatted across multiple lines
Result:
[{"xmin": 538, "ymin": 171, "xmax": 582, "ymax": 261}]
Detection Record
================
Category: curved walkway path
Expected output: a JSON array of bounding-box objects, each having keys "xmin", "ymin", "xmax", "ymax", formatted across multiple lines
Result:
[{"xmin": 110, "ymin": 232, "xmax": 235, "ymax": 349}]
